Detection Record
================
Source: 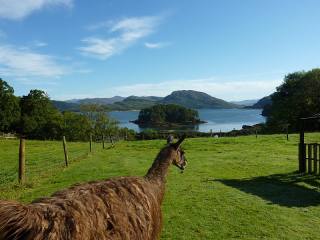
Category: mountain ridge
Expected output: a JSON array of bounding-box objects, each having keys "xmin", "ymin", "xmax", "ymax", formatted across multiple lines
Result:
[
  {"xmin": 160, "ymin": 90, "xmax": 239, "ymax": 109},
  {"xmin": 66, "ymin": 96, "xmax": 125, "ymax": 105},
  {"xmin": 53, "ymin": 90, "xmax": 243, "ymax": 111},
  {"xmin": 231, "ymin": 99, "xmax": 259, "ymax": 106},
  {"xmin": 246, "ymin": 95, "xmax": 272, "ymax": 109}
]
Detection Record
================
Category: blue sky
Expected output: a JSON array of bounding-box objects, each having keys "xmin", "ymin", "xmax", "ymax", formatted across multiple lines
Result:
[{"xmin": 0, "ymin": 0, "xmax": 320, "ymax": 101}]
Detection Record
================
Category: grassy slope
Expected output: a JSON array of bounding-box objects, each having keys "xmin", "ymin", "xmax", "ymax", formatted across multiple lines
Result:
[{"xmin": 1, "ymin": 134, "xmax": 320, "ymax": 239}]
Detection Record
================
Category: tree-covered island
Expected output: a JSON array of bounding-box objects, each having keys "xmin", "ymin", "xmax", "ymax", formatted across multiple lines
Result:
[{"xmin": 131, "ymin": 104, "xmax": 206, "ymax": 127}]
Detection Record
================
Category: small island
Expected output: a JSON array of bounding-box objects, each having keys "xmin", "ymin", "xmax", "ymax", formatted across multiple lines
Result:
[{"xmin": 131, "ymin": 104, "xmax": 206, "ymax": 127}]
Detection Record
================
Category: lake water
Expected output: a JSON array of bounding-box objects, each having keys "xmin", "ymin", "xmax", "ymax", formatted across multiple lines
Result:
[{"xmin": 109, "ymin": 109, "xmax": 265, "ymax": 133}]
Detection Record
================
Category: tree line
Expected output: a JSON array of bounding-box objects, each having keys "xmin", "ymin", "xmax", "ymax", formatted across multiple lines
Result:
[
  {"xmin": 263, "ymin": 68, "xmax": 320, "ymax": 132},
  {"xmin": 0, "ymin": 79, "xmax": 135, "ymax": 141},
  {"xmin": 1, "ymin": 67, "xmax": 319, "ymax": 140}
]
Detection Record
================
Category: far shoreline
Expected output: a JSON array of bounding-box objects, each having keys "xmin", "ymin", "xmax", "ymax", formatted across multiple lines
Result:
[
  {"xmin": 108, "ymin": 108, "xmax": 265, "ymax": 133},
  {"xmin": 129, "ymin": 119, "xmax": 207, "ymax": 128}
]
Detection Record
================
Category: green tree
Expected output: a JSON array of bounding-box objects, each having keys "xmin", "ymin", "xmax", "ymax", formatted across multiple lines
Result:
[
  {"xmin": 20, "ymin": 90, "xmax": 63, "ymax": 139},
  {"xmin": 266, "ymin": 69, "xmax": 320, "ymax": 131},
  {"xmin": 0, "ymin": 79, "xmax": 20, "ymax": 132},
  {"xmin": 94, "ymin": 112, "xmax": 119, "ymax": 143},
  {"xmin": 80, "ymin": 104, "xmax": 104, "ymax": 123},
  {"xmin": 62, "ymin": 111, "xmax": 91, "ymax": 141},
  {"xmin": 80, "ymin": 103, "xmax": 106, "ymax": 135}
]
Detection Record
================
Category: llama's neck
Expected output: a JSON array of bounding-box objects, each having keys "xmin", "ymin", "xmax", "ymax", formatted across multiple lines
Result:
[{"xmin": 145, "ymin": 148, "xmax": 175, "ymax": 184}]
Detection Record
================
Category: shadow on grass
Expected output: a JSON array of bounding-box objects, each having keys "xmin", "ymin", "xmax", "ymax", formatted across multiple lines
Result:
[{"xmin": 211, "ymin": 172, "xmax": 320, "ymax": 207}]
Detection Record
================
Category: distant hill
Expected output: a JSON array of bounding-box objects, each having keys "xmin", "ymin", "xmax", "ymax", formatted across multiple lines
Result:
[
  {"xmin": 53, "ymin": 91, "xmax": 244, "ymax": 111},
  {"xmin": 53, "ymin": 96, "xmax": 162, "ymax": 112},
  {"xmin": 107, "ymin": 96, "xmax": 160, "ymax": 110},
  {"xmin": 67, "ymin": 96, "xmax": 125, "ymax": 105},
  {"xmin": 231, "ymin": 99, "xmax": 258, "ymax": 106},
  {"xmin": 51, "ymin": 100, "xmax": 81, "ymax": 112},
  {"xmin": 249, "ymin": 96, "xmax": 272, "ymax": 109},
  {"xmin": 123, "ymin": 96, "xmax": 163, "ymax": 102},
  {"xmin": 160, "ymin": 90, "xmax": 240, "ymax": 109}
]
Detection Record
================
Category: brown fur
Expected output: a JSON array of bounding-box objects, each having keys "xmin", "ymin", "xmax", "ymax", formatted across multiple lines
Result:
[{"xmin": 0, "ymin": 138, "xmax": 186, "ymax": 240}]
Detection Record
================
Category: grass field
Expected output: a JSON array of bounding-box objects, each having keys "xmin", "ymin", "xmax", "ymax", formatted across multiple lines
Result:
[{"xmin": 1, "ymin": 133, "xmax": 320, "ymax": 239}]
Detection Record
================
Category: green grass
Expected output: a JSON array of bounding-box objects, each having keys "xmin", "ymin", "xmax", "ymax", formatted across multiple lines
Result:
[{"xmin": 1, "ymin": 133, "xmax": 320, "ymax": 239}]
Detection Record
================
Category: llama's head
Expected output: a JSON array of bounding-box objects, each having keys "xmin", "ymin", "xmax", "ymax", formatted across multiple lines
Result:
[{"xmin": 170, "ymin": 136, "xmax": 187, "ymax": 171}]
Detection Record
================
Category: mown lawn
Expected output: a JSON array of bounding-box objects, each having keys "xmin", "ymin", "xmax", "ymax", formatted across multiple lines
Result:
[{"xmin": 1, "ymin": 133, "xmax": 320, "ymax": 239}]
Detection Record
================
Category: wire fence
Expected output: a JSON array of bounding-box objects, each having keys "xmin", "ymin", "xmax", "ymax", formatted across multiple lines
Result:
[{"xmin": 0, "ymin": 136, "xmax": 116, "ymax": 187}]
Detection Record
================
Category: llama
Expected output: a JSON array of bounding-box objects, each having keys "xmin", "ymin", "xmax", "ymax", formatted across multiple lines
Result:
[{"xmin": 0, "ymin": 136, "xmax": 187, "ymax": 240}]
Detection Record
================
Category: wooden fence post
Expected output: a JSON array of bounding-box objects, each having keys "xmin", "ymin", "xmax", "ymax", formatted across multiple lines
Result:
[
  {"xmin": 318, "ymin": 144, "xmax": 320, "ymax": 175},
  {"xmin": 90, "ymin": 134, "xmax": 93, "ymax": 152},
  {"xmin": 298, "ymin": 120, "xmax": 306, "ymax": 172},
  {"xmin": 255, "ymin": 130, "xmax": 258, "ymax": 138},
  {"xmin": 19, "ymin": 138, "xmax": 25, "ymax": 184},
  {"xmin": 102, "ymin": 135, "xmax": 105, "ymax": 149},
  {"xmin": 286, "ymin": 127, "xmax": 289, "ymax": 141},
  {"xmin": 62, "ymin": 136, "xmax": 68, "ymax": 167},
  {"xmin": 109, "ymin": 134, "xmax": 114, "ymax": 147},
  {"xmin": 308, "ymin": 144, "xmax": 312, "ymax": 174},
  {"xmin": 313, "ymin": 144, "xmax": 318, "ymax": 174}
]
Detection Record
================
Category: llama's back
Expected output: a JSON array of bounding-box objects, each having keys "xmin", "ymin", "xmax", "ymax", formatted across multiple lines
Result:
[{"xmin": 0, "ymin": 177, "xmax": 163, "ymax": 240}]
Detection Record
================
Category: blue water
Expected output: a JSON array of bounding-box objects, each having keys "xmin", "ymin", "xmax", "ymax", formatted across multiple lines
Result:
[{"xmin": 109, "ymin": 109, "xmax": 265, "ymax": 133}]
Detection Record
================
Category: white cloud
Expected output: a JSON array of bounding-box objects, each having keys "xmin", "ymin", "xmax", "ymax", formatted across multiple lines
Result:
[
  {"xmin": 79, "ymin": 15, "xmax": 164, "ymax": 59},
  {"xmin": 145, "ymin": 42, "xmax": 171, "ymax": 49},
  {"xmin": 110, "ymin": 16, "xmax": 159, "ymax": 40},
  {"xmin": 0, "ymin": 0, "xmax": 73, "ymax": 20},
  {"xmin": 32, "ymin": 40, "xmax": 48, "ymax": 48},
  {"xmin": 106, "ymin": 77, "xmax": 282, "ymax": 101},
  {"xmin": 79, "ymin": 38, "xmax": 119, "ymax": 60},
  {"xmin": 0, "ymin": 44, "xmax": 67, "ymax": 78}
]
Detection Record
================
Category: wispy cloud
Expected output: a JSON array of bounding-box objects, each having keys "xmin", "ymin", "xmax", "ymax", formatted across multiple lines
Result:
[
  {"xmin": 0, "ymin": 44, "xmax": 67, "ymax": 78},
  {"xmin": 106, "ymin": 77, "xmax": 282, "ymax": 100},
  {"xmin": 79, "ymin": 15, "xmax": 164, "ymax": 60},
  {"xmin": 85, "ymin": 20, "xmax": 113, "ymax": 31},
  {"xmin": 79, "ymin": 38, "xmax": 119, "ymax": 60},
  {"xmin": 32, "ymin": 40, "xmax": 48, "ymax": 48},
  {"xmin": 0, "ymin": 0, "xmax": 73, "ymax": 20},
  {"xmin": 145, "ymin": 42, "xmax": 171, "ymax": 49}
]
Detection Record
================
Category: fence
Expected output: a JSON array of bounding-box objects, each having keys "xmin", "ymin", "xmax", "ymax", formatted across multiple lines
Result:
[
  {"xmin": 0, "ymin": 133, "xmax": 17, "ymax": 139},
  {"xmin": 298, "ymin": 115, "xmax": 320, "ymax": 174},
  {"xmin": 0, "ymin": 135, "xmax": 119, "ymax": 186},
  {"xmin": 301, "ymin": 143, "xmax": 320, "ymax": 174}
]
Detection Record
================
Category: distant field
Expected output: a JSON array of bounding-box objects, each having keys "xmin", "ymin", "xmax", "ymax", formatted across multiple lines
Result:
[{"xmin": 1, "ymin": 133, "xmax": 320, "ymax": 239}]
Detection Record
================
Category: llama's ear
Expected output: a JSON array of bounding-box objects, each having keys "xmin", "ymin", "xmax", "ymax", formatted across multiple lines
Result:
[{"xmin": 171, "ymin": 135, "xmax": 186, "ymax": 150}]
